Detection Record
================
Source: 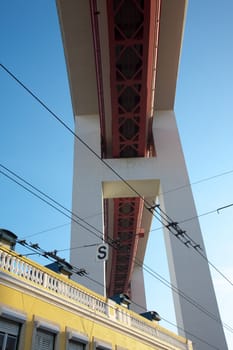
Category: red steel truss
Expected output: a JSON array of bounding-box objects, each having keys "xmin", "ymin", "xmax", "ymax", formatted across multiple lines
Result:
[
  {"xmin": 92, "ymin": 0, "xmax": 161, "ymax": 297},
  {"xmin": 107, "ymin": 0, "xmax": 160, "ymax": 158},
  {"xmin": 108, "ymin": 198, "xmax": 144, "ymax": 297}
]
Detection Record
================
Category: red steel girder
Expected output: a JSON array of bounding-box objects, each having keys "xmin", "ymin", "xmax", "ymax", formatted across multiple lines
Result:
[
  {"xmin": 108, "ymin": 197, "xmax": 144, "ymax": 297},
  {"xmin": 107, "ymin": 0, "xmax": 160, "ymax": 158}
]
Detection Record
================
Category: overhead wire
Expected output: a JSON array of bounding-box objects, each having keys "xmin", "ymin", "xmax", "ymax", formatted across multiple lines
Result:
[
  {"xmin": 133, "ymin": 258, "xmax": 233, "ymax": 333},
  {"xmin": 10, "ymin": 238, "xmax": 225, "ymax": 350},
  {"xmin": 1, "ymin": 63, "xmax": 233, "ymax": 345},
  {"xmin": 159, "ymin": 169, "xmax": 233, "ymax": 197},
  {"xmin": 153, "ymin": 204, "xmax": 233, "ymax": 287},
  {"xmin": 83, "ymin": 271, "xmax": 222, "ymax": 350},
  {"xmin": 1, "ymin": 163, "xmax": 233, "ymax": 338},
  {"xmin": 3, "ymin": 160, "xmax": 233, "ymax": 291},
  {"xmin": 21, "ymin": 222, "xmax": 70, "ymax": 239},
  {"xmin": 0, "ymin": 164, "xmax": 117, "ymax": 249},
  {"xmin": 1, "ymin": 63, "xmax": 232, "ymax": 279}
]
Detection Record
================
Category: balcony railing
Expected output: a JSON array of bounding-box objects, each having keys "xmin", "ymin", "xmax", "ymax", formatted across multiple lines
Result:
[{"xmin": 0, "ymin": 247, "xmax": 191, "ymax": 350}]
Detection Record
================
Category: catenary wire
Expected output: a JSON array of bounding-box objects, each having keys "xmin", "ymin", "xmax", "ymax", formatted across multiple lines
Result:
[
  {"xmin": 0, "ymin": 168, "xmax": 116, "ymax": 249},
  {"xmin": 3, "ymin": 161, "xmax": 233, "ymax": 290},
  {"xmin": 5, "ymin": 208, "xmax": 233, "ymax": 344},
  {"xmin": 133, "ymin": 258, "xmax": 233, "ymax": 333},
  {"xmin": 83, "ymin": 275, "xmax": 221, "ymax": 350},
  {"xmin": 1, "ymin": 63, "xmax": 233, "ymax": 287},
  {"xmin": 154, "ymin": 204, "xmax": 233, "ymax": 287},
  {"xmin": 9, "ymin": 240, "xmax": 223, "ymax": 350},
  {"xmin": 159, "ymin": 169, "xmax": 233, "ymax": 197},
  {"xmin": 1, "ymin": 153, "xmax": 233, "ymax": 323},
  {"xmin": 28, "ymin": 201, "xmax": 230, "ymax": 241},
  {"xmin": 21, "ymin": 222, "xmax": 70, "ymax": 239},
  {"xmin": 2, "ymin": 164, "xmax": 233, "ymax": 337},
  {"xmin": 0, "ymin": 63, "xmax": 215, "ymax": 250},
  {"xmin": 1, "ymin": 62, "xmax": 233, "ymax": 343},
  {"xmin": 0, "ymin": 164, "xmax": 117, "ymax": 249}
]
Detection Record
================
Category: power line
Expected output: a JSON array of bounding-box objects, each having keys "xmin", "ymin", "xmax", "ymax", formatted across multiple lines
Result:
[
  {"xmin": 84, "ymin": 273, "xmax": 222, "ymax": 350},
  {"xmin": 152, "ymin": 204, "xmax": 233, "ymax": 287},
  {"xmin": 10, "ymin": 221, "xmax": 233, "ymax": 345},
  {"xmin": 5, "ymin": 240, "xmax": 220, "ymax": 350},
  {"xmin": 1, "ymin": 144, "xmax": 233, "ymax": 289},
  {"xmin": 133, "ymin": 258, "xmax": 233, "ymax": 334},
  {"xmin": 0, "ymin": 164, "xmax": 117, "ymax": 249},
  {"xmin": 161, "ymin": 316, "xmax": 220, "ymax": 350},
  {"xmin": 21, "ymin": 222, "xmax": 70, "ymax": 239},
  {"xmin": 1, "ymin": 62, "xmax": 233, "ymax": 344},
  {"xmin": 16, "ymin": 239, "xmax": 86, "ymax": 277},
  {"xmin": 13, "ymin": 238, "xmax": 225, "ymax": 350},
  {"xmin": 159, "ymin": 169, "xmax": 233, "ymax": 197},
  {"xmin": 1, "ymin": 63, "xmax": 232, "ymax": 286},
  {"xmin": 2, "ymin": 161, "xmax": 232, "ymax": 336},
  {"xmin": 54, "ymin": 240, "xmax": 233, "ymax": 335}
]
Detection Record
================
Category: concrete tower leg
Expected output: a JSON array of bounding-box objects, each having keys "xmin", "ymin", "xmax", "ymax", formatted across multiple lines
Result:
[
  {"xmin": 130, "ymin": 264, "xmax": 147, "ymax": 313},
  {"xmin": 71, "ymin": 114, "xmax": 106, "ymax": 296},
  {"xmin": 153, "ymin": 110, "xmax": 228, "ymax": 350}
]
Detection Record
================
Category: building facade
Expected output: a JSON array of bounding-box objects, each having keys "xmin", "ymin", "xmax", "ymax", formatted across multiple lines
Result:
[{"xmin": 0, "ymin": 244, "xmax": 193, "ymax": 350}]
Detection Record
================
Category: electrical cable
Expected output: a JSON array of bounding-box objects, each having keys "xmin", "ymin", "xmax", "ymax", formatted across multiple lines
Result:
[
  {"xmin": 21, "ymin": 222, "xmax": 70, "ymax": 239},
  {"xmin": 1, "ymin": 63, "xmax": 233, "ymax": 289},
  {"xmin": 3, "ymin": 240, "xmax": 220, "ymax": 350},
  {"xmin": 1, "ymin": 161, "xmax": 231, "ymax": 340},
  {"xmin": 154, "ymin": 204, "xmax": 233, "ymax": 287},
  {"xmin": 150, "ymin": 207, "xmax": 221, "ymax": 232},
  {"xmin": 1, "ymin": 63, "xmax": 233, "ymax": 346},
  {"xmin": 1, "ymin": 62, "xmax": 233, "ymax": 202},
  {"xmin": 0, "ymin": 164, "xmax": 117, "ymax": 249},
  {"xmin": 8, "ymin": 239, "xmax": 222, "ymax": 350},
  {"xmin": 3, "ymin": 171, "xmax": 231, "ymax": 338},
  {"xmin": 133, "ymin": 258, "xmax": 233, "ymax": 333},
  {"xmin": 9, "ymin": 230, "xmax": 233, "ymax": 347},
  {"xmin": 1, "ymin": 158, "xmax": 233, "ymax": 329},
  {"xmin": 16, "ymin": 239, "xmax": 86, "ymax": 276},
  {"xmin": 159, "ymin": 169, "xmax": 233, "ymax": 197},
  {"xmin": 83, "ymin": 274, "xmax": 222, "ymax": 350}
]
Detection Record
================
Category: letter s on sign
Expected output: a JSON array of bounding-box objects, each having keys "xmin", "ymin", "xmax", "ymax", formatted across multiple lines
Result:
[{"xmin": 96, "ymin": 243, "xmax": 109, "ymax": 261}]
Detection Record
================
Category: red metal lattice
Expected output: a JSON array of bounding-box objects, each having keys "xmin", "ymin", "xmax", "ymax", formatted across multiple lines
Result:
[
  {"xmin": 88, "ymin": 0, "xmax": 161, "ymax": 298},
  {"xmin": 107, "ymin": 0, "xmax": 160, "ymax": 158},
  {"xmin": 108, "ymin": 197, "xmax": 144, "ymax": 296}
]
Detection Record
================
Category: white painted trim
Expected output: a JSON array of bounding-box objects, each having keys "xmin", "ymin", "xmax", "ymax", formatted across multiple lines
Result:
[
  {"xmin": 31, "ymin": 316, "xmax": 60, "ymax": 350},
  {"xmin": 66, "ymin": 327, "xmax": 89, "ymax": 349},
  {"xmin": 0, "ymin": 305, "xmax": 26, "ymax": 323},
  {"xmin": 94, "ymin": 338, "xmax": 112, "ymax": 350}
]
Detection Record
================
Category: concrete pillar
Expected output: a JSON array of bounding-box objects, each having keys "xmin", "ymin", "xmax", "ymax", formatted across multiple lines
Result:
[
  {"xmin": 153, "ymin": 110, "xmax": 228, "ymax": 350},
  {"xmin": 71, "ymin": 114, "xmax": 106, "ymax": 295},
  {"xmin": 130, "ymin": 265, "xmax": 147, "ymax": 313}
]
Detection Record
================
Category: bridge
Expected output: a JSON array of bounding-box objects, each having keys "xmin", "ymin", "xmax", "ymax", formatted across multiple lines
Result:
[{"xmin": 56, "ymin": 1, "xmax": 228, "ymax": 350}]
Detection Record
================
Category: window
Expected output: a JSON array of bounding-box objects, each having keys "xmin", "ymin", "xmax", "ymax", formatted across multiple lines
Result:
[
  {"xmin": 35, "ymin": 329, "xmax": 55, "ymax": 350},
  {"xmin": 66, "ymin": 328, "xmax": 88, "ymax": 350},
  {"xmin": 0, "ymin": 306, "xmax": 26, "ymax": 350},
  {"xmin": 94, "ymin": 339, "xmax": 112, "ymax": 350},
  {"xmin": 68, "ymin": 340, "xmax": 86, "ymax": 350},
  {"xmin": 32, "ymin": 318, "xmax": 59, "ymax": 350},
  {"xmin": 0, "ymin": 317, "xmax": 20, "ymax": 350}
]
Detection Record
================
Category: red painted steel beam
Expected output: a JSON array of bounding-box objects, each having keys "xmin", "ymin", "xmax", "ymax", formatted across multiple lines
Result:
[
  {"xmin": 108, "ymin": 197, "xmax": 144, "ymax": 297},
  {"xmin": 89, "ymin": 0, "xmax": 161, "ymax": 298},
  {"xmin": 107, "ymin": 0, "xmax": 160, "ymax": 158}
]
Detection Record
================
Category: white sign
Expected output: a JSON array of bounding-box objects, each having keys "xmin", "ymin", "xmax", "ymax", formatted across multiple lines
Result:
[{"xmin": 96, "ymin": 243, "xmax": 109, "ymax": 261}]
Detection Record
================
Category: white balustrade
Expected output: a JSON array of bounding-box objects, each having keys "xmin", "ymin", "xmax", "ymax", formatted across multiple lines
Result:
[
  {"xmin": 0, "ymin": 248, "xmax": 107, "ymax": 316},
  {"xmin": 0, "ymin": 248, "xmax": 190, "ymax": 349}
]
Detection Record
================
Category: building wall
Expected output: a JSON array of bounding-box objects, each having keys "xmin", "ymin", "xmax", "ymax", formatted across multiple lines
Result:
[{"xmin": 0, "ymin": 246, "xmax": 192, "ymax": 350}]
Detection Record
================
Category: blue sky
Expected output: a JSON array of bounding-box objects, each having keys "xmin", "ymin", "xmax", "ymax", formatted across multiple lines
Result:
[{"xmin": 0, "ymin": 1, "xmax": 232, "ymax": 349}]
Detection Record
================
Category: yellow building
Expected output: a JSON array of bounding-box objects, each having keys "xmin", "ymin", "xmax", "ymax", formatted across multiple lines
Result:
[{"xmin": 0, "ymin": 234, "xmax": 193, "ymax": 350}]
